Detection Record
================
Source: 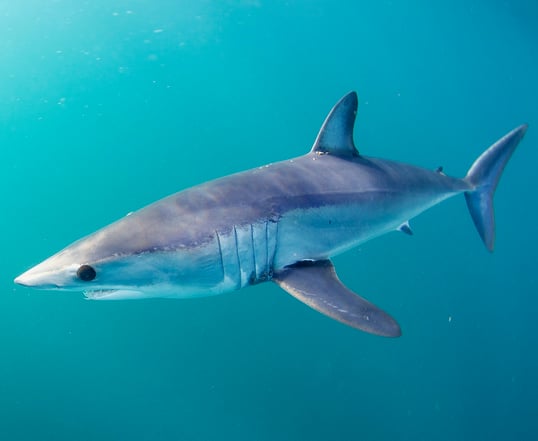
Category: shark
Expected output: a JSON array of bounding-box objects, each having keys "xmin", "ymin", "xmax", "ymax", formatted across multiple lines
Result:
[{"xmin": 14, "ymin": 92, "xmax": 527, "ymax": 337}]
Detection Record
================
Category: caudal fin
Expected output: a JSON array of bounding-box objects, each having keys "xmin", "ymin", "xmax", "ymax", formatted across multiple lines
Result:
[{"xmin": 465, "ymin": 125, "xmax": 528, "ymax": 251}]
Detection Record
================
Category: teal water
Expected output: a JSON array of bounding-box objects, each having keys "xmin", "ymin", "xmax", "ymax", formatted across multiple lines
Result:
[{"xmin": 1, "ymin": 1, "xmax": 537, "ymax": 440}]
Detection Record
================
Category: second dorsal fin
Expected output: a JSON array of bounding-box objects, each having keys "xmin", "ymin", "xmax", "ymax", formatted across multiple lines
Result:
[{"xmin": 310, "ymin": 91, "xmax": 359, "ymax": 158}]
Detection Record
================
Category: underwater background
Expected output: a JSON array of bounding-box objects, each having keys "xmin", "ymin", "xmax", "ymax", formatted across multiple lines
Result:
[{"xmin": 1, "ymin": 1, "xmax": 537, "ymax": 440}]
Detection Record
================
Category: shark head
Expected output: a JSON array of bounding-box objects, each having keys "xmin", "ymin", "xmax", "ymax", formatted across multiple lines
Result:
[
  {"xmin": 14, "ymin": 230, "xmax": 160, "ymax": 299},
  {"xmin": 14, "ymin": 209, "xmax": 227, "ymax": 300}
]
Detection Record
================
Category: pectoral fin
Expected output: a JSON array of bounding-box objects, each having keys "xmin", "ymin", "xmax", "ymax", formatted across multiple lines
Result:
[{"xmin": 273, "ymin": 260, "xmax": 401, "ymax": 337}]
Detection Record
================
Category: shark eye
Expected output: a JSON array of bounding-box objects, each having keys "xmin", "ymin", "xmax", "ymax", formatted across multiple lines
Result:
[{"xmin": 77, "ymin": 264, "xmax": 96, "ymax": 281}]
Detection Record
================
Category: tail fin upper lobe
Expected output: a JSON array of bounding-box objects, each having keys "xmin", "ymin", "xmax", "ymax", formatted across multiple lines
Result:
[{"xmin": 465, "ymin": 124, "xmax": 528, "ymax": 251}]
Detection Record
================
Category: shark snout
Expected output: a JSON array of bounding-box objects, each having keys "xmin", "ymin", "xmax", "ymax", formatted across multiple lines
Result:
[
  {"xmin": 13, "ymin": 273, "xmax": 29, "ymax": 286},
  {"xmin": 14, "ymin": 255, "xmax": 80, "ymax": 290},
  {"xmin": 14, "ymin": 266, "xmax": 60, "ymax": 289}
]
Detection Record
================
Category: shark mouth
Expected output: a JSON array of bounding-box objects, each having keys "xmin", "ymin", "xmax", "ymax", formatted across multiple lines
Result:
[{"xmin": 84, "ymin": 289, "xmax": 145, "ymax": 300}]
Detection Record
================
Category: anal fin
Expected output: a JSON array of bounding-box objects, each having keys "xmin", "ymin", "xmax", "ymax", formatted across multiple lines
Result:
[{"xmin": 273, "ymin": 260, "xmax": 401, "ymax": 337}]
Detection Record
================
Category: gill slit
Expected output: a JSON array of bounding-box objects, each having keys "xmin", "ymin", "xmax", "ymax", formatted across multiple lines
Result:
[
  {"xmin": 250, "ymin": 223, "xmax": 256, "ymax": 278},
  {"xmin": 272, "ymin": 220, "xmax": 279, "ymax": 275},
  {"xmin": 264, "ymin": 221, "xmax": 269, "ymax": 276},
  {"xmin": 215, "ymin": 230, "xmax": 224, "ymax": 276},
  {"xmin": 233, "ymin": 225, "xmax": 241, "ymax": 289}
]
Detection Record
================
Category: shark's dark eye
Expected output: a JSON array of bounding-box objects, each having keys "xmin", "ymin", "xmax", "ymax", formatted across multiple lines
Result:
[{"xmin": 77, "ymin": 264, "xmax": 96, "ymax": 281}]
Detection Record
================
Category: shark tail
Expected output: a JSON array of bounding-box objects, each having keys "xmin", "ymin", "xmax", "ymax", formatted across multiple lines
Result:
[{"xmin": 464, "ymin": 124, "xmax": 528, "ymax": 251}]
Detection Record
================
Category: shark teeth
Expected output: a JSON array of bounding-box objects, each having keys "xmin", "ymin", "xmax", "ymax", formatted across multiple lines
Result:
[
  {"xmin": 84, "ymin": 289, "xmax": 144, "ymax": 300},
  {"xmin": 83, "ymin": 289, "xmax": 117, "ymax": 300}
]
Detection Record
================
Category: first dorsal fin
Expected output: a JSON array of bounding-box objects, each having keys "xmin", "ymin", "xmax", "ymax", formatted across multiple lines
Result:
[{"xmin": 310, "ymin": 91, "xmax": 359, "ymax": 158}]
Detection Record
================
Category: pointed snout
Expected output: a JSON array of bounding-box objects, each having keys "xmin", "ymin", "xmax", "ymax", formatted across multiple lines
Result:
[
  {"xmin": 13, "ymin": 254, "xmax": 80, "ymax": 290},
  {"xmin": 14, "ymin": 266, "xmax": 59, "ymax": 289},
  {"xmin": 13, "ymin": 273, "xmax": 29, "ymax": 286}
]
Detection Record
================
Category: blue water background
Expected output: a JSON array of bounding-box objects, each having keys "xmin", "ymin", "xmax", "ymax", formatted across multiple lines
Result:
[{"xmin": 1, "ymin": 1, "xmax": 537, "ymax": 440}]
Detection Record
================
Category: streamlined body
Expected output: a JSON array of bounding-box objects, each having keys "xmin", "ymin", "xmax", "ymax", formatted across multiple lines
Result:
[{"xmin": 15, "ymin": 92, "xmax": 527, "ymax": 337}]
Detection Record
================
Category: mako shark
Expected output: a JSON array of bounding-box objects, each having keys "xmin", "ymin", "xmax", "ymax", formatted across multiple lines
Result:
[{"xmin": 15, "ymin": 92, "xmax": 527, "ymax": 337}]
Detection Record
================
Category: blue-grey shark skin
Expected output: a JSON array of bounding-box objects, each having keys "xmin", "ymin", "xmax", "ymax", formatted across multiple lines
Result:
[{"xmin": 14, "ymin": 92, "xmax": 527, "ymax": 337}]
